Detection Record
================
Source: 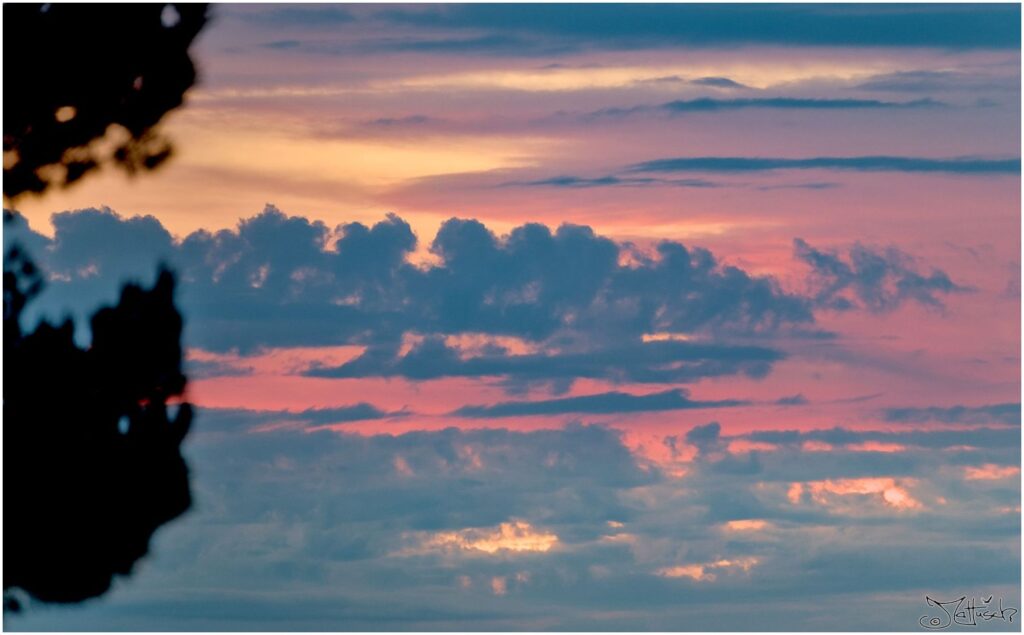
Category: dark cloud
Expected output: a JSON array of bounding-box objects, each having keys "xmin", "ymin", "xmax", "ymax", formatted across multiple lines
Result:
[
  {"xmin": 775, "ymin": 394, "xmax": 809, "ymax": 406},
  {"xmin": 451, "ymin": 389, "xmax": 746, "ymax": 418},
  {"xmin": 659, "ymin": 97, "xmax": 944, "ymax": 112},
  {"xmin": 756, "ymin": 181, "xmax": 840, "ymax": 191},
  {"xmin": 793, "ymin": 238, "xmax": 968, "ymax": 312},
  {"xmin": 364, "ymin": 115, "xmax": 437, "ymax": 127},
  {"xmin": 4, "ymin": 206, "xmax": 967, "ymax": 396},
  {"xmin": 856, "ymin": 69, "xmax": 1019, "ymax": 94},
  {"xmin": 196, "ymin": 404, "xmax": 401, "ymax": 431},
  {"xmin": 365, "ymin": 4, "xmax": 1021, "ymax": 50},
  {"xmin": 629, "ymin": 155, "xmax": 1021, "ymax": 175},
  {"xmin": 591, "ymin": 97, "xmax": 943, "ymax": 119},
  {"xmin": 690, "ymin": 76, "xmax": 748, "ymax": 89},
  {"xmin": 259, "ymin": 39, "xmax": 302, "ymax": 50},
  {"xmin": 499, "ymin": 175, "xmax": 720, "ymax": 189},
  {"xmin": 685, "ymin": 421, "xmax": 724, "ymax": 455},
  {"xmin": 305, "ymin": 337, "xmax": 783, "ymax": 394},
  {"xmin": 882, "ymin": 402, "xmax": 1021, "ymax": 425},
  {"xmin": 250, "ymin": 32, "xmax": 574, "ymax": 59},
  {"xmin": 6, "ymin": 412, "xmax": 1020, "ymax": 630},
  {"xmin": 243, "ymin": 5, "xmax": 356, "ymax": 26},
  {"xmin": 7, "ymin": 207, "xmax": 812, "ymax": 391}
]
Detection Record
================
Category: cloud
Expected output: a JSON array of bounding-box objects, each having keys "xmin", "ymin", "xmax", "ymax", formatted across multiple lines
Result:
[
  {"xmin": 499, "ymin": 175, "xmax": 720, "ymax": 189},
  {"xmin": 882, "ymin": 402, "xmax": 1021, "ymax": 425},
  {"xmin": 6, "ymin": 413, "xmax": 1019, "ymax": 630},
  {"xmin": 794, "ymin": 477, "xmax": 923, "ymax": 511},
  {"xmin": 963, "ymin": 464, "xmax": 1021, "ymax": 481},
  {"xmin": 451, "ymin": 389, "xmax": 746, "ymax": 418},
  {"xmin": 657, "ymin": 557, "xmax": 759, "ymax": 582},
  {"xmin": 685, "ymin": 421, "xmax": 725, "ymax": 456},
  {"xmin": 775, "ymin": 394, "xmax": 809, "ymax": 406},
  {"xmin": 690, "ymin": 76, "xmax": 748, "ymax": 89},
  {"xmin": 305, "ymin": 337, "xmax": 783, "ymax": 394},
  {"xmin": 197, "ymin": 404, "xmax": 401, "ymax": 432},
  {"xmin": 0, "ymin": 206, "xmax": 974, "ymax": 400},
  {"xmin": 793, "ymin": 238, "xmax": 968, "ymax": 312},
  {"xmin": 404, "ymin": 520, "xmax": 559, "ymax": 555},
  {"xmin": 363, "ymin": 115, "xmax": 439, "ymax": 127},
  {"xmin": 629, "ymin": 155, "xmax": 1021, "ymax": 175},
  {"xmin": 5, "ymin": 207, "xmax": 820, "ymax": 399},
  {"xmin": 6, "ymin": 207, "xmax": 819, "ymax": 392},
  {"xmin": 591, "ymin": 97, "xmax": 943, "ymax": 119},
  {"xmin": 364, "ymin": 4, "xmax": 1021, "ymax": 51},
  {"xmin": 856, "ymin": 70, "xmax": 1019, "ymax": 94},
  {"xmin": 756, "ymin": 181, "xmax": 840, "ymax": 191}
]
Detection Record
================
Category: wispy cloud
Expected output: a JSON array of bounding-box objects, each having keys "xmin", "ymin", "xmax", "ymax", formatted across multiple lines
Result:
[
  {"xmin": 629, "ymin": 156, "xmax": 1021, "ymax": 174},
  {"xmin": 452, "ymin": 389, "xmax": 746, "ymax": 418},
  {"xmin": 883, "ymin": 402, "xmax": 1021, "ymax": 425},
  {"xmin": 589, "ymin": 97, "xmax": 944, "ymax": 119}
]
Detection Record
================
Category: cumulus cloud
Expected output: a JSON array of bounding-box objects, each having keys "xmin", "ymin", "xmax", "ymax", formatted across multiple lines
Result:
[{"xmin": 8, "ymin": 206, "xmax": 816, "ymax": 393}]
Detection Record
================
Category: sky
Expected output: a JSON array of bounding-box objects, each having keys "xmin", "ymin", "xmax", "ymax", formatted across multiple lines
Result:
[{"xmin": 4, "ymin": 3, "xmax": 1022, "ymax": 631}]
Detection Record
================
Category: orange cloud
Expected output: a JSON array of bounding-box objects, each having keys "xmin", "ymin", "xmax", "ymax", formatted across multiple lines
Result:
[
  {"xmin": 658, "ymin": 557, "xmax": 759, "ymax": 582},
  {"xmin": 964, "ymin": 464, "xmax": 1021, "ymax": 480},
  {"xmin": 490, "ymin": 576, "xmax": 507, "ymax": 596},
  {"xmin": 787, "ymin": 482, "xmax": 804, "ymax": 504},
  {"xmin": 416, "ymin": 520, "xmax": 558, "ymax": 555},
  {"xmin": 722, "ymin": 519, "xmax": 770, "ymax": 532},
  {"xmin": 793, "ymin": 477, "xmax": 922, "ymax": 511}
]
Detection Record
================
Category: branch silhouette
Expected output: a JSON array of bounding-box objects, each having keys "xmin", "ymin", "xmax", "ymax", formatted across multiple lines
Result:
[{"xmin": 3, "ymin": 3, "xmax": 208, "ymax": 199}]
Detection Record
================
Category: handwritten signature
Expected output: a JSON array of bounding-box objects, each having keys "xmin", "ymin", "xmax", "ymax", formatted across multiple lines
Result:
[{"xmin": 921, "ymin": 596, "xmax": 1017, "ymax": 629}]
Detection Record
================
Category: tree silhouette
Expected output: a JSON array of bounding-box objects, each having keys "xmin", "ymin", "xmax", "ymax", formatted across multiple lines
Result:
[
  {"xmin": 3, "ymin": 3, "xmax": 208, "ymax": 199},
  {"xmin": 3, "ymin": 3, "xmax": 208, "ymax": 608},
  {"xmin": 4, "ymin": 234, "xmax": 193, "ymax": 607}
]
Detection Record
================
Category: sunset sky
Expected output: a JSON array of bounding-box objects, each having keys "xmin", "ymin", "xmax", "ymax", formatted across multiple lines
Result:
[{"xmin": 5, "ymin": 3, "xmax": 1022, "ymax": 630}]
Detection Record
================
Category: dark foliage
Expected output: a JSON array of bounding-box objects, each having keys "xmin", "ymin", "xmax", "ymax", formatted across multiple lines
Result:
[
  {"xmin": 3, "ymin": 3, "xmax": 208, "ymax": 199},
  {"xmin": 3, "ymin": 214, "xmax": 193, "ymax": 606}
]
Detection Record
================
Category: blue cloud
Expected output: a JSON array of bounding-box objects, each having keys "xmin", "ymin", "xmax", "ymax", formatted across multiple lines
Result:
[
  {"xmin": 197, "ymin": 404, "xmax": 402, "ymax": 431},
  {"xmin": 794, "ymin": 238, "xmax": 969, "ymax": 312},
  {"xmin": 856, "ymin": 69, "xmax": 1019, "ymax": 94},
  {"xmin": 690, "ymin": 76, "xmax": 748, "ymax": 89},
  {"xmin": 592, "ymin": 97, "xmax": 944, "ymax": 119},
  {"xmin": 882, "ymin": 402, "xmax": 1021, "ymax": 425},
  {"xmin": 499, "ymin": 175, "xmax": 720, "ymax": 189},
  {"xmin": 368, "ymin": 4, "xmax": 1021, "ymax": 50},
  {"xmin": 5, "ymin": 415, "xmax": 1019, "ymax": 630},
  {"xmin": 629, "ymin": 155, "xmax": 1021, "ymax": 175},
  {"xmin": 452, "ymin": 389, "xmax": 746, "ymax": 418},
  {"xmin": 305, "ymin": 337, "xmax": 783, "ymax": 394}
]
